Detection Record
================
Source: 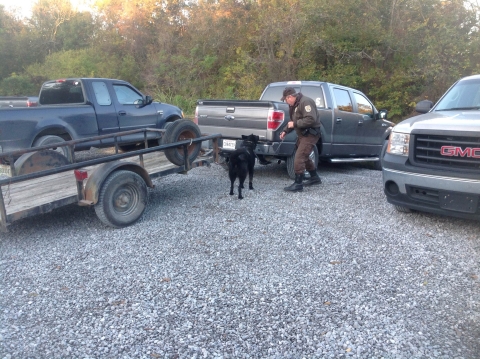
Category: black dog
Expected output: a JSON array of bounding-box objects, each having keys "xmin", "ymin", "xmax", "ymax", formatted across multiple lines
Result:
[{"xmin": 228, "ymin": 134, "xmax": 259, "ymax": 199}]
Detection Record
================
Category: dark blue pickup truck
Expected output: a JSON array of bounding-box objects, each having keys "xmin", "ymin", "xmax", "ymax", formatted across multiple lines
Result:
[{"xmin": 0, "ymin": 78, "xmax": 184, "ymax": 157}]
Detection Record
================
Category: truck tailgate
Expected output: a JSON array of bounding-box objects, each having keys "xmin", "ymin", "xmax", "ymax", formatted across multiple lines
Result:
[{"xmin": 197, "ymin": 100, "xmax": 275, "ymax": 140}]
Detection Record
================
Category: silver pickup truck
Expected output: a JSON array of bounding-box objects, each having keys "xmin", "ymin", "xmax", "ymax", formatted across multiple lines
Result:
[
  {"xmin": 197, "ymin": 81, "xmax": 392, "ymax": 178},
  {"xmin": 382, "ymin": 74, "xmax": 480, "ymax": 220}
]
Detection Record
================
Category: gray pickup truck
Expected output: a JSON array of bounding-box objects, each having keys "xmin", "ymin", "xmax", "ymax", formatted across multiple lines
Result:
[
  {"xmin": 383, "ymin": 74, "xmax": 480, "ymax": 220},
  {"xmin": 197, "ymin": 81, "xmax": 392, "ymax": 178},
  {"xmin": 0, "ymin": 96, "xmax": 38, "ymax": 108},
  {"xmin": 0, "ymin": 78, "xmax": 184, "ymax": 159}
]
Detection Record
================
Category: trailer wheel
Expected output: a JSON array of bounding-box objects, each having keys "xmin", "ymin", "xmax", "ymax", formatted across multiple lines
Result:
[
  {"xmin": 286, "ymin": 146, "xmax": 319, "ymax": 179},
  {"xmin": 161, "ymin": 119, "xmax": 201, "ymax": 166},
  {"xmin": 94, "ymin": 170, "xmax": 148, "ymax": 228},
  {"xmin": 33, "ymin": 135, "xmax": 70, "ymax": 159}
]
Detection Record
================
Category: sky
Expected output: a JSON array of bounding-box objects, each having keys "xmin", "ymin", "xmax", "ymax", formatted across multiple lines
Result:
[{"xmin": 0, "ymin": 0, "xmax": 92, "ymax": 19}]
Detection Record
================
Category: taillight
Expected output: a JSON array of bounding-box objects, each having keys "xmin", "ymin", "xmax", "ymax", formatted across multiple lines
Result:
[
  {"xmin": 193, "ymin": 106, "xmax": 199, "ymax": 125},
  {"xmin": 27, "ymin": 100, "xmax": 37, "ymax": 107},
  {"xmin": 74, "ymin": 170, "xmax": 88, "ymax": 181},
  {"xmin": 267, "ymin": 109, "xmax": 284, "ymax": 130}
]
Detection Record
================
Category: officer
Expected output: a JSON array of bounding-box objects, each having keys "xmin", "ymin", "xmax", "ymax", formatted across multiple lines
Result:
[{"xmin": 279, "ymin": 87, "xmax": 322, "ymax": 192}]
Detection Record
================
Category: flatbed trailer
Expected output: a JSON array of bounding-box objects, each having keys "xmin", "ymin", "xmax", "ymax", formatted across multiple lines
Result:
[{"xmin": 0, "ymin": 121, "xmax": 220, "ymax": 231}]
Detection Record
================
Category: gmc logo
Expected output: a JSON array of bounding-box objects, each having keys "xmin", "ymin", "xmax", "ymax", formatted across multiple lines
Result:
[{"xmin": 440, "ymin": 146, "xmax": 480, "ymax": 158}]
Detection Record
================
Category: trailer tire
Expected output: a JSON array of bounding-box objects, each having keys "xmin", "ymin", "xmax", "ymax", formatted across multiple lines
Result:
[
  {"xmin": 286, "ymin": 146, "xmax": 319, "ymax": 179},
  {"xmin": 161, "ymin": 119, "xmax": 201, "ymax": 166},
  {"xmin": 33, "ymin": 135, "xmax": 70, "ymax": 159},
  {"xmin": 94, "ymin": 170, "xmax": 148, "ymax": 228}
]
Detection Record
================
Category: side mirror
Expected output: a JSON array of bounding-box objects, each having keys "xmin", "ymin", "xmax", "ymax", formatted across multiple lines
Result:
[
  {"xmin": 416, "ymin": 100, "xmax": 433, "ymax": 114},
  {"xmin": 134, "ymin": 96, "xmax": 153, "ymax": 108},
  {"xmin": 376, "ymin": 109, "xmax": 388, "ymax": 120}
]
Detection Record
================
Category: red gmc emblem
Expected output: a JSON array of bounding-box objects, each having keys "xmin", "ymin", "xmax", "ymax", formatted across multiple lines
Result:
[{"xmin": 440, "ymin": 146, "xmax": 480, "ymax": 158}]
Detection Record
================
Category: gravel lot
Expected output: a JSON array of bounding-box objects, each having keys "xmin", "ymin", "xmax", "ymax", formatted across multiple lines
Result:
[{"xmin": 1, "ymin": 159, "xmax": 479, "ymax": 358}]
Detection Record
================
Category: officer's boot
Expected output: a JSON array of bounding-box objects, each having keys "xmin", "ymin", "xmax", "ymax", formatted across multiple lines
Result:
[
  {"xmin": 303, "ymin": 170, "xmax": 322, "ymax": 186},
  {"xmin": 284, "ymin": 174, "xmax": 304, "ymax": 192}
]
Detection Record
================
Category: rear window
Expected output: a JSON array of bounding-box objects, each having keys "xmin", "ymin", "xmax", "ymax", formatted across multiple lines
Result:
[
  {"xmin": 261, "ymin": 85, "xmax": 325, "ymax": 107},
  {"xmin": 39, "ymin": 80, "xmax": 85, "ymax": 105}
]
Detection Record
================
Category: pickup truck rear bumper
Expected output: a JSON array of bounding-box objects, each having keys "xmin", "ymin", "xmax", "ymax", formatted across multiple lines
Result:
[
  {"xmin": 383, "ymin": 167, "xmax": 480, "ymax": 220},
  {"xmin": 218, "ymin": 138, "xmax": 295, "ymax": 158}
]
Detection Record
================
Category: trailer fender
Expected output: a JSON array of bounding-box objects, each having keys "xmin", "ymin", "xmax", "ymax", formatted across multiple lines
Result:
[{"xmin": 84, "ymin": 161, "xmax": 153, "ymax": 204}]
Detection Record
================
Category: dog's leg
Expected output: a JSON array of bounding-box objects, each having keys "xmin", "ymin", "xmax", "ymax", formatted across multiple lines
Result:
[
  {"xmin": 229, "ymin": 170, "xmax": 236, "ymax": 196},
  {"xmin": 238, "ymin": 172, "xmax": 247, "ymax": 199},
  {"xmin": 248, "ymin": 163, "xmax": 255, "ymax": 190},
  {"xmin": 238, "ymin": 180, "xmax": 244, "ymax": 199}
]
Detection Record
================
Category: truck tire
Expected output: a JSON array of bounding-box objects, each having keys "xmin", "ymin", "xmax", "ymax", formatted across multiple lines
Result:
[
  {"xmin": 286, "ymin": 146, "xmax": 319, "ymax": 180},
  {"xmin": 161, "ymin": 119, "xmax": 201, "ymax": 166},
  {"xmin": 394, "ymin": 205, "xmax": 413, "ymax": 213},
  {"xmin": 94, "ymin": 170, "xmax": 148, "ymax": 228},
  {"xmin": 33, "ymin": 135, "xmax": 70, "ymax": 159}
]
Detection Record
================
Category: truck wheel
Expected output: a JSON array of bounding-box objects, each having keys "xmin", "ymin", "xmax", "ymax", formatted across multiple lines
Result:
[
  {"xmin": 33, "ymin": 135, "xmax": 70, "ymax": 159},
  {"xmin": 94, "ymin": 170, "xmax": 148, "ymax": 228},
  {"xmin": 286, "ymin": 146, "xmax": 319, "ymax": 180},
  {"xmin": 394, "ymin": 205, "xmax": 412, "ymax": 213},
  {"xmin": 161, "ymin": 119, "xmax": 201, "ymax": 166}
]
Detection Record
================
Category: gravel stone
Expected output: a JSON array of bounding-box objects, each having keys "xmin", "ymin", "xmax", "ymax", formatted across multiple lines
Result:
[{"xmin": 0, "ymin": 160, "xmax": 479, "ymax": 358}]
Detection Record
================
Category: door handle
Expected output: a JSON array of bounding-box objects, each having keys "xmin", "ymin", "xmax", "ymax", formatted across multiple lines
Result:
[
  {"xmin": 336, "ymin": 118, "xmax": 342, "ymax": 123},
  {"xmin": 118, "ymin": 111, "xmax": 127, "ymax": 116}
]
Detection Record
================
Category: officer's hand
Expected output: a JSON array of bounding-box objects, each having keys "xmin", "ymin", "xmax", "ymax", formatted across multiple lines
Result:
[
  {"xmin": 280, "ymin": 131, "xmax": 286, "ymax": 140},
  {"xmin": 287, "ymin": 121, "xmax": 294, "ymax": 129}
]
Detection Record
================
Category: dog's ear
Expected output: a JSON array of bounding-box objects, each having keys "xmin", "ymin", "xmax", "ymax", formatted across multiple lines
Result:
[{"xmin": 241, "ymin": 135, "xmax": 247, "ymax": 140}]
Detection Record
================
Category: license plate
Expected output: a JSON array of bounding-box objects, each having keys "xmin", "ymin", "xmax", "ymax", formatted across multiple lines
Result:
[
  {"xmin": 0, "ymin": 164, "xmax": 12, "ymax": 177},
  {"xmin": 222, "ymin": 139, "xmax": 237, "ymax": 150},
  {"xmin": 439, "ymin": 191, "xmax": 478, "ymax": 213}
]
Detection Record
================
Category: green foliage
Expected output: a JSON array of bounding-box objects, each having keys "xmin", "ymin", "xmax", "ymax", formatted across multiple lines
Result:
[
  {"xmin": 0, "ymin": 74, "xmax": 40, "ymax": 96},
  {"xmin": 1, "ymin": 0, "xmax": 479, "ymax": 122}
]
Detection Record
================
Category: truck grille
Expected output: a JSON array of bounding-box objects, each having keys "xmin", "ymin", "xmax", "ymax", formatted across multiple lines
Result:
[{"xmin": 413, "ymin": 134, "xmax": 480, "ymax": 170}]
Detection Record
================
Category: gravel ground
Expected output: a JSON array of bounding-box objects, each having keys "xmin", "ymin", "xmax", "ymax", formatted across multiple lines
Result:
[{"xmin": 0, "ymin": 159, "xmax": 479, "ymax": 358}]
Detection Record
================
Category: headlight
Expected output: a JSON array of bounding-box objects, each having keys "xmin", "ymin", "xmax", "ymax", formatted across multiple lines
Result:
[{"xmin": 387, "ymin": 132, "xmax": 410, "ymax": 156}]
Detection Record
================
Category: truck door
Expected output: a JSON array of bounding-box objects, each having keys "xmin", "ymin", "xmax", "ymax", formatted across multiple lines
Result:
[
  {"xmin": 90, "ymin": 81, "xmax": 120, "ymax": 146},
  {"xmin": 331, "ymin": 87, "xmax": 361, "ymax": 155},
  {"xmin": 111, "ymin": 83, "xmax": 159, "ymax": 143},
  {"xmin": 352, "ymin": 92, "xmax": 385, "ymax": 156}
]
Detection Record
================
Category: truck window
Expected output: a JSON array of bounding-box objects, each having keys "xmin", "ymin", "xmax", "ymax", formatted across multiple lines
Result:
[
  {"xmin": 261, "ymin": 85, "xmax": 325, "ymax": 107},
  {"xmin": 353, "ymin": 93, "xmax": 373, "ymax": 115},
  {"xmin": 39, "ymin": 80, "xmax": 85, "ymax": 105},
  {"xmin": 300, "ymin": 86, "xmax": 325, "ymax": 108},
  {"xmin": 333, "ymin": 88, "xmax": 353, "ymax": 112},
  {"xmin": 92, "ymin": 82, "xmax": 112, "ymax": 106},
  {"xmin": 113, "ymin": 85, "xmax": 143, "ymax": 105}
]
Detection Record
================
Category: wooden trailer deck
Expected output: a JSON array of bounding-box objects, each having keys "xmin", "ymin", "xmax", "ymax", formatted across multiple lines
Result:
[{"xmin": 1, "ymin": 151, "xmax": 178, "ymax": 220}]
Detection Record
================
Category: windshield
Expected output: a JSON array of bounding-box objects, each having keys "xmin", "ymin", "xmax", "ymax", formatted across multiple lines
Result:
[{"xmin": 436, "ymin": 78, "xmax": 480, "ymax": 111}]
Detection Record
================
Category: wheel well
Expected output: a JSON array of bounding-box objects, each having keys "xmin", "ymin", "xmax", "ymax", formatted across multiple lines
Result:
[
  {"xmin": 165, "ymin": 116, "xmax": 181, "ymax": 124},
  {"xmin": 34, "ymin": 129, "xmax": 72, "ymax": 143}
]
